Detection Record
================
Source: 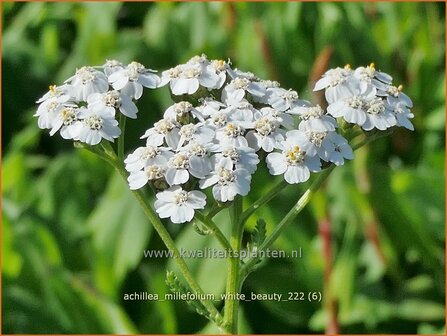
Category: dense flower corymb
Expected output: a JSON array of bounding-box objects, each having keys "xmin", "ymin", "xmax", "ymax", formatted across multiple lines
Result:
[{"xmin": 36, "ymin": 55, "xmax": 414, "ymax": 224}]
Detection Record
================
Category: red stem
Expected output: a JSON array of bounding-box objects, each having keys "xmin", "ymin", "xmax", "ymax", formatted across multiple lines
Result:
[{"xmin": 318, "ymin": 217, "xmax": 339, "ymax": 335}]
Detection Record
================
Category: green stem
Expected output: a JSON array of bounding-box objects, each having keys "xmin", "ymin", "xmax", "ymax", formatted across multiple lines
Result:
[
  {"xmin": 208, "ymin": 202, "xmax": 230, "ymax": 219},
  {"xmin": 118, "ymin": 115, "xmax": 126, "ymax": 160},
  {"xmin": 129, "ymin": 188, "xmax": 221, "ymax": 321},
  {"xmin": 79, "ymin": 142, "xmax": 222, "ymax": 324},
  {"xmin": 240, "ymin": 179, "xmax": 288, "ymax": 224},
  {"xmin": 240, "ymin": 166, "xmax": 335, "ymax": 279},
  {"xmin": 195, "ymin": 212, "xmax": 233, "ymax": 252},
  {"xmin": 223, "ymin": 196, "xmax": 243, "ymax": 334}
]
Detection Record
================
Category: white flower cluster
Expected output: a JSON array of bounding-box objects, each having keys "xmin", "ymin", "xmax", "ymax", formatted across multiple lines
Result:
[
  {"xmin": 35, "ymin": 60, "xmax": 160, "ymax": 145},
  {"xmin": 315, "ymin": 63, "xmax": 414, "ymax": 131},
  {"xmin": 36, "ymin": 56, "xmax": 414, "ymax": 224}
]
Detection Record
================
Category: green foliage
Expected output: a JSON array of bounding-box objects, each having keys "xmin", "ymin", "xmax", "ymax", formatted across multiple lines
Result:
[
  {"xmin": 165, "ymin": 270, "xmax": 212, "ymax": 321},
  {"xmin": 3, "ymin": 2, "xmax": 445, "ymax": 334},
  {"xmin": 249, "ymin": 219, "xmax": 267, "ymax": 250}
]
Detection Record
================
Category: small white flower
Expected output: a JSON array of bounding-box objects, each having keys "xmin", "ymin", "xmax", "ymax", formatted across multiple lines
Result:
[
  {"xmin": 224, "ymin": 100, "xmax": 256, "ymax": 128},
  {"xmin": 200, "ymin": 166, "xmax": 251, "ymax": 202},
  {"xmin": 362, "ymin": 97, "xmax": 396, "ymax": 131},
  {"xmin": 354, "ymin": 63, "xmax": 392, "ymax": 91},
  {"xmin": 155, "ymin": 186, "xmax": 206, "ymax": 224},
  {"xmin": 215, "ymin": 122, "xmax": 249, "ymax": 147},
  {"xmin": 65, "ymin": 66, "xmax": 109, "ymax": 101},
  {"xmin": 35, "ymin": 98, "xmax": 72, "ymax": 129},
  {"xmin": 293, "ymin": 104, "xmax": 337, "ymax": 132},
  {"xmin": 87, "ymin": 90, "xmax": 138, "ymax": 119},
  {"xmin": 265, "ymin": 87, "xmax": 301, "ymax": 112},
  {"xmin": 222, "ymin": 77, "xmax": 266, "ymax": 106},
  {"xmin": 379, "ymin": 84, "xmax": 413, "ymax": 108},
  {"xmin": 387, "ymin": 97, "xmax": 414, "ymax": 131},
  {"xmin": 256, "ymin": 80, "xmax": 281, "ymax": 100},
  {"xmin": 322, "ymin": 132, "xmax": 354, "ymax": 166},
  {"xmin": 75, "ymin": 107, "xmax": 121, "ymax": 145},
  {"xmin": 124, "ymin": 145, "xmax": 173, "ymax": 172},
  {"xmin": 103, "ymin": 59, "xmax": 124, "ymax": 77},
  {"xmin": 159, "ymin": 56, "xmax": 222, "ymax": 95},
  {"xmin": 313, "ymin": 65, "xmax": 357, "ymax": 103},
  {"xmin": 108, "ymin": 61, "xmax": 160, "ymax": 99},
  {"xmin": 326, "ymin": 84, "xmax": 376, "ymax": 126},
  {"xmin": 206, "ymin": 111, "xmax": 230, "ymax": 130},
  {"xmin": 128, "ymin": 164, "xmax": 167, "ymax": 190},
  {"xmin": 165, "ymin": 152, "xmax": 191, "ymax": 186},
  {"xmin": 212, "ymin": 146, "xmax": 259, "ymax": 174},
  {"xmin": 246, "ymin": 108, "xmax": 286, "ymax": 152},
  {"xmin": 227, "ymin": 68, "xmax": 258, "ymax": 81},
  {"xmin": 266, "ymin": 131, "xmax": 321, "ymax": 184},
  {"xmin": 208, "ymin": 59, "xmax": 230, "ymax": 88},
  {"xmin": 164, "ymin": 147, "xmax": 212, "ymax": 185},
  {"xmin": 36, "ymin": 84, "xmax": 72, "ymax": 104},
  {"xmin": 177, "ymin": 123, "xmax": 215, "ymax": 149},
  {"xmin": 287, "ymin": 130, "xmax": 352, "ymax": 165},
  {"xmin": 259, "ymin": 106, "xmax": 294, "ymax": 129},
  {"xmin": 196, "ymin": 97, "xmax": 226, "ymax": 117},
  {"xmin": 49, "ymin": 106, "xmax": 81, "ymax": 140},
  {"xmin": 184, "ymin": 141, "xmax": 213, "ymax": 179},
  {"xmin": 163, "ymin": 101, "xmax": 204, "ymax": 122},
  {"xmin": 285, "ymin": 129, "xmax": 327, "ymax": 158},
  {"xmin": 141, "ymin": 119, "xmax": 180, "ymax": 149}
]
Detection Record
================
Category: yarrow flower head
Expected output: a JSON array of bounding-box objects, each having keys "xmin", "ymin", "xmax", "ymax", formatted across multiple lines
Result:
[
  {"xmin": 314, "ymin": 63, "xmax": 414, "ymax": 131},
  {"xmin": 108, "ymin": 61, "xmax": 160, "ymax": 99},
  {"xmin": 159, "ymin": 55, "xmax": 229, "ymax": 95},
  {"xmin": 36, "ymin": 56, "xmax": 414, "ymax": 224},
  {"xmin": 35, "ymin": 60, "xmax": 159, "ymax": 147},
  {"xmin": 266, "ymin": 131, "xmax": 321, "ymax": 184},
  {"xmin": 155, "ymin": 186, "xmax": 206, "ymax": 224},
  {"xmin": 65, "ymin": 66, "xmax": 109, "ymax": 101}
]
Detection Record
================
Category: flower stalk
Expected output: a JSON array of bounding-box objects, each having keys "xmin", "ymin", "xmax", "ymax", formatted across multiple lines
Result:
[{"xmin": 223, "ymin": 196, "xmax": 244, "ymax": 334}]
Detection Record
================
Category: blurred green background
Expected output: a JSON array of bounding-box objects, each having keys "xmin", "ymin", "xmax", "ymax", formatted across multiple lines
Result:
[{"xmin": 2, "ymin": 2, "xmax": 445, "ymax": 334}]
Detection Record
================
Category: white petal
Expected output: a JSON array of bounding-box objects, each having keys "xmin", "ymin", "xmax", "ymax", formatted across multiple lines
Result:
[
  {"xmin": 199, "ymin": 70, "xmax": 220, "ymax": 88},
  {"xmin": 284, "ymin": 165, "xmax": 310, "ymax": 184},
  {"xmin": 165, "ymin": 128, "xmax": 180, "ymax": 149},
  {"xmin": 133, "ymin": 82, "xmax": 143, "ymax": 100},
  {"xmin": 313, "ymin": 77, "xmax": 331, "ymax": 91},
  {"xmin": 344, "ymin": 108, "xmax": 366, "ymax": 125},
  {"xmin": 266, "ymin": 152, "xmax": 287, "ymax": 175},
  {"xmin": 261, "ymin": 136, "xmax": 276, "ymax": 152},
  {"xmin": 156, "ymin": 187, "xmax": 180, "ymax": 202},
  {"xmin": 155, "ymin": 201, "xmax": 176, "ymax": 219},
  {"xmin": 246, "ymin": 131, "xmax": 260, "ymax": 151},
  {"xmin": 171, "ymin": 205, "xmax": 194, "ymax": 223},
  {"xmin": 305, "ymin": 155, "xmax": 321, "ymax": 172},
  {"xmin": 110, "ymin": 74, "xmax": 129, "ymax": 90},
  {"xmin": 49, "ymin": 118, "xmax": 64, "ymax": 136},
  {"xmin": 327, "ymin": 101, "xmax": 346, "ymax": 118},
  {"xmin": 139, "ymin": 73, "xmax": 160, "ymax": 89},
  {"xmin": 187, "ymin": 191, "xmax": 207, "ymax": 209},
  {"xmin": 165, "ymin": 168, "xmax": 189, "ymax": 186},
  {"xmin": 199, "ymin": 174, "xmax": 219, "ymax": 189},
  {"xmin": 189, "ymin": 156, "xmax": 211, "ymax": 179},
  {"xmin": 128, "ymin": 171, "xmax": 149, "ymax": 190},
  {"xmin": 120, "ymin": 95, "xmax": 138, "ymax": 118}
]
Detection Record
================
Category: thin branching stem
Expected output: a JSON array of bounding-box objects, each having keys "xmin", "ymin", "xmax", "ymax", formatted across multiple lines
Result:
[
  {"xmin": 118, "ymin": 115, "xmax": 126, "ymax": 160},
  {"xmin": 77, "ymin": 142, "xmax": 223, "ymax": 325},
  {"xmin": 240, "ymin": 179, "xmax": 288, "ymax": 224},
  {"xmin": 195, "ymin": 212, "xmax": 233, "ymax": 252},
  {"xmin": 223, "ymin": 196, "xmax": 243, "ymax": 334}
]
